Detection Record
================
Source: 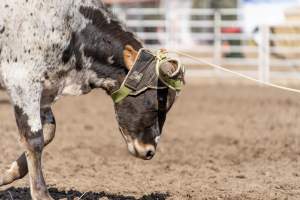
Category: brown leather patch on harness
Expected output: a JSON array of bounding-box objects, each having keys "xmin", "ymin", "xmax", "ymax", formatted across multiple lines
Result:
[{"xmin": 124, "ymin": 49, "xmax": 156, "ymax": 91}]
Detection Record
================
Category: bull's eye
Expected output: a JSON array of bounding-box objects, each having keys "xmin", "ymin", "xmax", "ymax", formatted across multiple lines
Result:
[
  {"xmin": 158, "ymin": 96, "xmax": 167, "ymax": 110},
  {"xmin": 158, "ymin": 96, "xmax": 164, "ymax": 102},
  {"xmin": 144, "ymin": 99, "xmax": 153, "ymax": 108}
]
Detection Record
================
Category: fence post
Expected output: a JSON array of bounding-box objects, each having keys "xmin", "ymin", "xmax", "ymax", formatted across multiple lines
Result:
[
  {"xmin": 213, "ymin": 10, "xmax": 222, "ymax": 73},
  {"xmin": 258, "ymin": 25, "xmax": 270, "ymax": 83},
  {"xmin": 164, "ymin": 11, "xmax": 172, "ymax": 49}
]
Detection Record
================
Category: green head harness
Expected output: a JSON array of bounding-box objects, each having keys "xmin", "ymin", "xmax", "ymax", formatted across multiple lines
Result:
[{"xmin": 111, "ymin": 49, "xmax": 185, "ymax": 104}]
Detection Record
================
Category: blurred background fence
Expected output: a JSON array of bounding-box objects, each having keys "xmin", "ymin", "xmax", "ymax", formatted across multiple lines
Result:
[{"xmin": 105, "ymin": 0, "xmax": 300, "ymax": 83}]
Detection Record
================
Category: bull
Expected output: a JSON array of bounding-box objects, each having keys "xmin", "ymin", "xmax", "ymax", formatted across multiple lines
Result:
[{"xmin": 0, "ymin": 1, "xmax": 184, "ymax": 199}]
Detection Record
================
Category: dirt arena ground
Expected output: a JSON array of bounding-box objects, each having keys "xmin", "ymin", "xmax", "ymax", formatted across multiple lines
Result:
[{"xmin": 1, "ymin": 81, "xmax": 300, "ymax": 200}]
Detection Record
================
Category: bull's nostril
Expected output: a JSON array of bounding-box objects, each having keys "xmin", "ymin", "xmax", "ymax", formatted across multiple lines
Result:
[
  {"xmin": 133, "ymin": 139, "xmax": 156, "ymax": 160},
  {"xmin": 146, "ymin": 150, "xmax": 155, "ymax": 159}
]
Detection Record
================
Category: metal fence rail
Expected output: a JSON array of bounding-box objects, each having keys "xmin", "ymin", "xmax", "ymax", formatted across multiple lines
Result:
[{"xmin": 116, "ymin": 8, "xmax": 300, "ymax": 82}]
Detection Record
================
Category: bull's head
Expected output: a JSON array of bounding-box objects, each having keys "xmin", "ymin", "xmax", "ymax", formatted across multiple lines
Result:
[
  {"xmin": 112, "ymin": 46, "xmax": 185, "ymax": 160},
  {"xmin": 68, "ymin": 6, "xmax": 184, "ymax": 160}
]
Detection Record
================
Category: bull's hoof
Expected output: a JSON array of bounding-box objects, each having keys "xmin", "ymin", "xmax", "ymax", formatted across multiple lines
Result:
[{"xmin": 31, "ymin": 190, "xmax": 54, "ymax": 200}]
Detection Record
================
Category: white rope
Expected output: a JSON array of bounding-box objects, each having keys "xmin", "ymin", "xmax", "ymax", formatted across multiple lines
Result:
[{"xmin": 171, "ymin": 50, "xmax": 300, "ymax": 94}]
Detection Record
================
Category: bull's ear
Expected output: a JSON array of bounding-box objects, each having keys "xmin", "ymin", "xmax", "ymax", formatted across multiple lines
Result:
[{"xmin": 123, "ymin": 45, "xmax": 138, "ymax": 70}]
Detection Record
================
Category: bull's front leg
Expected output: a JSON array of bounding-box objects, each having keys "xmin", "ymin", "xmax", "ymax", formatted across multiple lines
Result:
[
  {"xmin": 2, "ymin": 82, "xmax": 53, "ymax": 200},
  {"xmin": 0, "ymin": 107, "xmax": 56, "ymax": 187},
  {"xmin": 15, "ymin": 105, "xmax": 53, "ymax": 200}
]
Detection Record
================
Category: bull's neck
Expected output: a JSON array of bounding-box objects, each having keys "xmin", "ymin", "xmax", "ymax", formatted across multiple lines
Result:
[{"xmin": 89, "ymin": 46, "xmax": 143, "ymax": 94}]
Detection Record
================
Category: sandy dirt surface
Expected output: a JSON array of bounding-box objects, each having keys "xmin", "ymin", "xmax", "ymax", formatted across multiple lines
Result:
[{"xmin": 1, "ymin": 82, "xmax": 300, "ymax": 200}]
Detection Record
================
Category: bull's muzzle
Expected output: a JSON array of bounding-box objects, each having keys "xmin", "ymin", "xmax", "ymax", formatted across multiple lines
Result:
[
  {"xmin": 119, "ymin": 128, "xmax": 156, "ymax": 160},
  {"xmin": 133, "ymin": 139, "xmax": 156, "ymax": 160}
]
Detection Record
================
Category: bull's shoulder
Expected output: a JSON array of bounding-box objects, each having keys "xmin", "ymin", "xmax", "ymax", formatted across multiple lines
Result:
[
  {"xmin": 0, "ymin": 1, "xmax": 76, "ymax": 68},
  {"xmin": 0, "ymin": 0, "xmax": 106, "ymax": 88}
]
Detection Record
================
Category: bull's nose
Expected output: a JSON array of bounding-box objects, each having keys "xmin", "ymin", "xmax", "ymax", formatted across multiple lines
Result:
[{"xmin": 133, "ymin": 140, "xmax": 156, "ymax": 160}]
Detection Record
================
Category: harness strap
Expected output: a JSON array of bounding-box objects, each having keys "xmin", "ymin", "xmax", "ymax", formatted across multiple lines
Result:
[
  {"xmin": 111, "ymin": 49, "xmax": 184, "ymax": 104},
  {"xmin": 158, "ymin": 76, "xmax": 183, "ymax": 91},
  {"xmin": 155, "ymin": 52, "xmax": 184, "ymax": 91},
  {"xmin": 111, "ymin": 85, "xmax": 132, "ymax": 104}
]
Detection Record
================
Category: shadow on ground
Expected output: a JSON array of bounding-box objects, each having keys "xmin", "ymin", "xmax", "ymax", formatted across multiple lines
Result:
[{"xmin": 0, "ymin": 187, "xmax": 169, "ymax": 200}]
